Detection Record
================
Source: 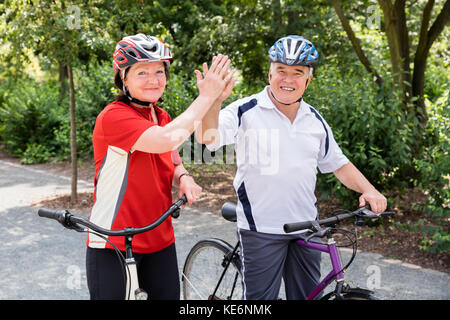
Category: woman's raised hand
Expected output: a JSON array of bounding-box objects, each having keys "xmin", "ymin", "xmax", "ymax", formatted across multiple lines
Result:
[{"xmin": 195, "ymin": 54, "xmax": 235, "ymax": 102}]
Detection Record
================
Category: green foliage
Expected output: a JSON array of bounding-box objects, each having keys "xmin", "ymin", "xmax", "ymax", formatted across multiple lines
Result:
[
  {"xmin": 0, "ymin": 0, "xmax": 448, "ymax": 253},
  {"xmin": 0, "ymin": 62, "xmax": 116, "ymax": 163},
  {"xmin": 160, "ymin": 73, "xmax": 197, "ymax": 119},
  {"xmin": 409, "ymin": 90, "xmax": 450, "ymax": 253},
  {"xmin": 308, "ymin": 63, "xmax": 414, "ymax": 204},
  {"xmin": 0, "ymin": 80, "xmax": 64, "ymax": 160},
  {"xmin": 21, "ymin": 143, "xmax": 54, "ymax": 165}
]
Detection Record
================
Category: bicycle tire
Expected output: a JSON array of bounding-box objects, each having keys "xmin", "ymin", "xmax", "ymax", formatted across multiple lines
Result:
[
  {"xmin": 321, "ymin": 289, "xmax": 380, "ymax": 300},
  {"xmin": 182, "ymin": 238, "xmax": 243, "ymax": 300}
]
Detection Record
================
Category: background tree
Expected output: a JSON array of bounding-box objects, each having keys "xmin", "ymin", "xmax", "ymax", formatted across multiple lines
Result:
[
  {"xmin": 0, "ymin": 0, "xmax": 447, "ymax": 252},
  {"xmin": 330, "ymin": 0, "xmax": 449, "ymax": 153},
  {"xmin": 2, "ymin": 0, "xmax": 113, "ymax": 201}
]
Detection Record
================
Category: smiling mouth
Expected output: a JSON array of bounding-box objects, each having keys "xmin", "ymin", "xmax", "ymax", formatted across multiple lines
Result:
[
  {"xmin": 143, "ymin": 88, "xmax": 161, "ymax": 92},
  {"xmin": 280, "ymin": 86, "xmax": 295, "ymax": 92}
]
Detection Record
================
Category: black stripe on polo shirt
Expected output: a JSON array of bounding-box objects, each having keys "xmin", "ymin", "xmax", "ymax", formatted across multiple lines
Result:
[
  {"xmin": 237, "ymin": 181, "xmax": 257, "ymax": 231},
  {"xmin": 237, "ymin": 98, "xmax": 258, "ymax": 127},
  {"xmin": 309, "ymin": 107, "xmax": 329, "ymax": 157}
]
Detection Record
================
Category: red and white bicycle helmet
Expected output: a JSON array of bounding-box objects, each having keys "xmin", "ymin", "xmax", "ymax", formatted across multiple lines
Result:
[{"xmin": 113, "ymin": 33, "xmax": 172, "ymax": 74}]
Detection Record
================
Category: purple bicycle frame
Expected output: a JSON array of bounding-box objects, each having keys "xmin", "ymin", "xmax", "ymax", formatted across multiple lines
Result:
[{"xmin": 296, "ymin": 238, "xmax": 344, "ymax": 300}]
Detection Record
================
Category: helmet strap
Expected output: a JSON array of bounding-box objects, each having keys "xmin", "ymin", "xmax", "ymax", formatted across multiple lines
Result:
[
  {"xmin": 120, "ymin": 68, "xmax": 156, "ymax": 108},
  {"xmin": 122, "ymin": 83, "xmax": 156, "ymax": 108},
  {"xmin": 268, "ymin": 75, "xmax": 311, "ymax": 106},
  {"xmin": 127, "ymin": 95, "xmax": 156, "ymax": 108},
  {"xmin": 269, "ymin": 88, "xmax": 302, "ymax": 106}
]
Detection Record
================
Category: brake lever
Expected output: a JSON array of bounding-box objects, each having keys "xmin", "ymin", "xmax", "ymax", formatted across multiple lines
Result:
[
  {"xmin": 305, "ymin": 227, "xmax": 332, "ymax": 242},
  {"xmin": 304, "ymin": 221, "xmax": 332, "ymax": 242},
  {"xmin": 63, "ymin": 213, "xmax": 87, "ymax": 232},
  {"xmin": 354, "ymin": 206, "xmax": 396, "ymax": 226}
]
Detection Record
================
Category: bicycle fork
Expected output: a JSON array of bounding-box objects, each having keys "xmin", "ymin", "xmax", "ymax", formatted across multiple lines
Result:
[{"xmin": 125, "ymin": 236, "xmax": 148, "ymax": 300}]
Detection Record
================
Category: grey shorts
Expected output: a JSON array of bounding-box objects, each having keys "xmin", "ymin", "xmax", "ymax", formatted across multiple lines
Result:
[{"xmin": 238, "ymin": 228, "xmax": 322, "ymax": 300}]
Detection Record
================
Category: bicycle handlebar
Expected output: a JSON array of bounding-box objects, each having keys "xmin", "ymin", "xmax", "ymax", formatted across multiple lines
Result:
[
  {"xmin": 38, "ymin": 195, "xmax": 188, "ymax": 237},
  {"xmin": 283, "ymin": 205, "xmax": 395, "ymax": 233}
]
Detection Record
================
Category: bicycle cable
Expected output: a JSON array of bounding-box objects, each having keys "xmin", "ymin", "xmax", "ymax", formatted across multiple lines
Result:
[{"xmin": 73, "ymin": 228, "xmax": 132, "ymax": 299}]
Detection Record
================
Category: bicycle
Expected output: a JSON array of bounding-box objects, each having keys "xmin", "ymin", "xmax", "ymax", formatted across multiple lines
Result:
[
  {"xmin": 182, "ymin": 202, "xmax": 395, "ymax": 300},
  {"xmin": 37, "ymin": 195, "xmax": 187, "ymax": 300}
]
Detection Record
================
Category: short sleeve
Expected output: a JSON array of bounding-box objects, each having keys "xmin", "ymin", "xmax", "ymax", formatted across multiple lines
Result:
[
  {"xmin": 206, "ymin": 103, "xmax": 240, "ymax": 151},
  {"xmin": 317, "ymin": 118, "xmax": 349, "ymax": 173},
  {"xmin": 101, "ymin": 105, "xmax": 154, "ymax": 153}
]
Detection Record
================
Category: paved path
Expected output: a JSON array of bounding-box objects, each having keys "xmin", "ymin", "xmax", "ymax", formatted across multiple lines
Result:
[{"xmin": 0, "ymin": 159, "xmax": 448, "ymax": 300}]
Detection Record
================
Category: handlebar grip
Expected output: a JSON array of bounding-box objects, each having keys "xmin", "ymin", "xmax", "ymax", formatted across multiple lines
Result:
[
  {"xmin": 171, "ymin": 195, "xmax": 188, "ymax": 218},
  {"xmin": 283, "ymin": 221, "xmax": 313, "ymax": 233},
  {"xmin": 38, "ymin": 208, "xmax": 67, "ymax": 224}
]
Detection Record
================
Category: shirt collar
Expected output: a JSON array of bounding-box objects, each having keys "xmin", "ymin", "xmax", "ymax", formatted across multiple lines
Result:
[{"xmin": 259, "ymin": 86, "xmax": 312, "ymax": 116}]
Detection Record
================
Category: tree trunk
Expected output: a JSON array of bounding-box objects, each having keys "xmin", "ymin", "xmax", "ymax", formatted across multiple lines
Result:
[
  {"xmin": 330, "ymin": 0, "xmax": 383, "ymax": 87},
  {"xmin": 59, "ymin": 62, "xmax": 68, "ymax": 100},
  {"xmin": 412, "ymin": 0, "xmax": 450, "ymax": 126},
  {"xmin": 394, "ymin": 0, "xmax": 412, "ymax": 98},
  {"xmin": 67, "ymin": 64, "xmax": 78, "ymax": 203},
  {"xmin": 378, "ymin": 0, "xmax": 404, "ymax": 93}
]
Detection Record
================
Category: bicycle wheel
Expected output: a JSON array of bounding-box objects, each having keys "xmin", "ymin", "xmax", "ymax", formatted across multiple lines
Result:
[
  {"xmin": 321, "ymin": 288, "xmax": 380, "ymax": 300},
  {"xmin": 182, "ymin": 238, "xmax": 243, "ymax": 300}
]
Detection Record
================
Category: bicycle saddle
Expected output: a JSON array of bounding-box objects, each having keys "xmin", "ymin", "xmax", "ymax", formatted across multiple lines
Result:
[{"xmin": 221, "ymin": 202, "xmax": 237, "ymax": 222}]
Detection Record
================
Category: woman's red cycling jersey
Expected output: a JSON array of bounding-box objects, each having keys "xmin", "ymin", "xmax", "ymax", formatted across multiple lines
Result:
[{"xmin": 87, "ymin": 100, "xmax": 175, "ymax": 253}]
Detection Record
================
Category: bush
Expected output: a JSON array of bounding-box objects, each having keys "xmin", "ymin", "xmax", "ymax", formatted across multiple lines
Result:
[
  {"xmin": 409, "ymin": 90, "xmax": 449, "ymax": 253},
  {"xmin": 21, "ymin": 143, "xmax": 54, "ymax": 164},
  {"xmin": 306, "ymin": 64, "xmax": 414, "ymax": 207},
  {"xmin": 0, "ymin": 80, "xmax": 65, "ymax": 160},
  {"xmin": 58, "ymin": 62, "xmax": 117, "ymax": 160},
  {"xmin": 0, "ymin": 62, "xmax": 117, "ymax": 163}
]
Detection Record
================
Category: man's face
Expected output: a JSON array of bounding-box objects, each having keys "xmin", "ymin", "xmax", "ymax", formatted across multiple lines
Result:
[{"xmin": 268, "ymin": 63, "xmax": 312, "ymax": 105}]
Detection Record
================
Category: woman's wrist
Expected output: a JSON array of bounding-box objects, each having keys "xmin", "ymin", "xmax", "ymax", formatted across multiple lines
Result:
[{"xmin": 178, "ymin": 172, "xmax": 191, "ymax": 184}]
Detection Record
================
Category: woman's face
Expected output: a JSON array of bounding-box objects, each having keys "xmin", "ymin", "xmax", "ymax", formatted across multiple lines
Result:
[{"xmin": 123, "ymin": 61, "xmax": 166, "ymax": 103}]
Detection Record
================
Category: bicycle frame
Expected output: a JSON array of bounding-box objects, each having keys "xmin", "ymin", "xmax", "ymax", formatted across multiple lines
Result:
[
  {"xmin": 206, "ymin": 237, "xmax": 345, "ymax": 301},
  {"xmin": 296, "ymin": 237, "xmax": 344, "ymax": 300},
  {"xmin": 184, "ymin": 202, "xmax": 393, "ymax": 300},
  {"xmin": 38, "ymin": 195, "xmax": 187, "ymax": 300}
]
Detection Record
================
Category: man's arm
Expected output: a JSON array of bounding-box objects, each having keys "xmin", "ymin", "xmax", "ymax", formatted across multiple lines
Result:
[
  {"xmin": 195, "ymin": 59, "xmax": 236, "ymax": 145},
  {"xmin": 333, "ymin": 162, "xmax": 387, "ymax": 213},
  {"xmin": 194, "ymin": 100, "xmax": 221, "ymax": 145}
]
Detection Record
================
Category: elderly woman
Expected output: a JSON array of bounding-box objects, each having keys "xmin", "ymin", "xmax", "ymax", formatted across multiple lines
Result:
[{"xmin": 85, "ymin": 34, "xmax": 234, "ymax": 300}]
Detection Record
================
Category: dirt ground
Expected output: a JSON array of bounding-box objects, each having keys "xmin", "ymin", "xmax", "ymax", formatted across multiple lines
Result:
[{"xmin": 4, "ymin": 152, "xmax": 448, "ymax": 275}]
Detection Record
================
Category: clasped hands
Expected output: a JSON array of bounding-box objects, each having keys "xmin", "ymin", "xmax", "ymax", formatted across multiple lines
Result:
[{"xmin": 195, "ymin": 54, "xmax": 237, "ymax": 104}]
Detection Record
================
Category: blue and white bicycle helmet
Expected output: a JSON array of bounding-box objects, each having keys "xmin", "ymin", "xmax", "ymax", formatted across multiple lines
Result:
[{"xmin": 268, "ymin": 35, "xmax": 318, "ymax": 68}]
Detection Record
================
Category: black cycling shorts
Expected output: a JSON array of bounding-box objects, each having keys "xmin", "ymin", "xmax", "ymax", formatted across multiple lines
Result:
[{"xmin": 86, "ymin": 243, "xmax": 179, "ymax": 300}]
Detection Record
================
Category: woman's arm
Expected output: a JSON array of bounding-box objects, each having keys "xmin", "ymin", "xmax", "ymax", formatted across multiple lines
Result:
[
  {"xmin": 132, "ymin": 55, "xmax": 233, "ymax": 154},
  {"xmin": 173, "ymin": 162, "xmax": 202, "ymax": 206}
]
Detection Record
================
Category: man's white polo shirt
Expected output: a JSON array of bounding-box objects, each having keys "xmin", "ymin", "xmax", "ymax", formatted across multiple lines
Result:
[{"xmin": 206, "ymin": 86, "xmax": 349, "ymax": 234}]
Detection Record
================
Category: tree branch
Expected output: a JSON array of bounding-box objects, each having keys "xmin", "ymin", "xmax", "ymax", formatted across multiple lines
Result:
[
  {"xmin": 427, "ymin": 0, "xmax": 450, "ymax": 51},
  {"xmin": 412, "ymin": 0, "xmax": 449, "ymax": 124},
  {"xmin": 415, "ymin": 0, "xmax": 435, "ymax": 62},
  {"xmin": 379, "ymin": 0, "xmax": 404, "ymax": 91},
  {"xmin": 394, "ymin": 0, "xmax": 412, "ymax": 96},
  {"xmin": 330, "ymin": 0, "xmax": 383, "ymax": 87}
]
